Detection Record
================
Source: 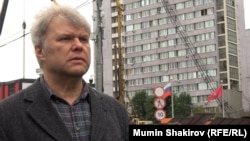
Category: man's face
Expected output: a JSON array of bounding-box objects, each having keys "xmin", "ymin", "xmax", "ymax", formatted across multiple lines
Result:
[{"xmin": 36, "ymin": 16, "xmax": 91, "ymax": 77}]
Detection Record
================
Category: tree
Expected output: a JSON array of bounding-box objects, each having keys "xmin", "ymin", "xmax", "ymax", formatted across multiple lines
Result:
[
  {"xmin": 131, "ymin": 91, "xmax": 148, "ymax": 119},
  {"xmin": 192, "ymin": 105, "xmax": 205, "ymax": 114},
  {"xmin": 144, "ymin": 95, "xmax": 155, "ymax": 121},
  {"xmin": 131, "ymin": 91, "xmax": 156, "ymax": 121},
  {"xmin": 174, "ymin": 92, "xmax": 192, "ymax": 117},
  {"xmin": 164, "ymin": 96, "xmax": 172, "ymax": 117},
  {"xmin": 132, "ymin": 91, "xmax": 193, "ymax": 121},
  {"xmin": 164, "ymin": 92, "xmax": 192, "ymax": 118}
]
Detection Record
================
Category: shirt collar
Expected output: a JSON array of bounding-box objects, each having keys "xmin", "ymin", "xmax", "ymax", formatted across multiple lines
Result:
[{"xmin": 40, "ymin": 76, "xmax": 89, "ymax": 101}]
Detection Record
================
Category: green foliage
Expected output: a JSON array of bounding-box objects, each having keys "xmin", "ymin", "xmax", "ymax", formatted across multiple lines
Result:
[
  {"xmin": 192, "ymin": 105, "xmax": 205, "ymax": 114},
  {"xmin": 164, "ymin": 96, "xmax": 172, "ymax": 117},
  {"xmin": 131, "ymin": 91, "xmax": 193, "ymax": 121},
  {"xmin": 131, "ymin": 91, "xmax": 148, "ymax": 119},
  {"xmin": 174, "ymin": 92, "xmax": 192, "ymax": 117},
  {"xmin": 144, "ymin": 95, "xmax": 155, "ymax": 121},
  {"xmin": 131, "ymin": 91, "xmax": 156, "ymax": 121}
]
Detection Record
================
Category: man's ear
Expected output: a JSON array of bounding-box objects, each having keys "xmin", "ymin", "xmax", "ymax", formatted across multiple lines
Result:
[{"xmin": 35, "ymin": 46, "xmax": 45, "ymax": 60}]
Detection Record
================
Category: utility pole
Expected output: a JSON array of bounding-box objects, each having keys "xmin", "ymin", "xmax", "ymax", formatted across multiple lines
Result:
[
  {"xmin": 95, "ymin": 0, "xmax": 104, "ymax": 92},
  {"xmin": 22, "ymin": 0, "xmax": 26, "ymax": 79}
]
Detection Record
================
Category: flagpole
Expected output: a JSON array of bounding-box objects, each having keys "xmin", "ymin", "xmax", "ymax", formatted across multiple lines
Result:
[
  {"xmin": 169, "ymin": 80, "xmax": 174, "ymax": 118},
  {"xmin": 172, "ymin": 92, "xmax": 174, "ymax": 118},
  {"xmin": 221, "ymin": 85, "xmax": 224, "ymax": 118}
]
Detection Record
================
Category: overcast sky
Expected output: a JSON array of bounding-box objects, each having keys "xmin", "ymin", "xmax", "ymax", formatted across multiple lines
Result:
[
  {"xmin": 0, "ymin": 0, "xmax": 94, "ymax": 82},
  {"xmin": 0, "ymin": 0, "xmax": 249, "ymax": 82}
]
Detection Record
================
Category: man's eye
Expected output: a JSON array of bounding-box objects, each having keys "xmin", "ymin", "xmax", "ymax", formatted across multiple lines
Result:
[
  {"xmin": 61, "ymin": 37, "xmax": 70, "ymax": 40},
  {"xmin": 79, "ymin": 37, "xmax": 88, "ymax": 42},
  {"xmin": 58, "ymin": 36, "xmax": 71, "ymax": 41}
]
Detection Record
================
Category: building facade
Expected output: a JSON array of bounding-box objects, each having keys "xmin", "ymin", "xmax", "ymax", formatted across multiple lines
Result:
[
  {"xmin": 241, "ymin": 28, "xmax": 250, "ymax": 111},
  {"xmin": 0, "ymin": 79, "xmax": 35, "ymax": 101},
  {"xmin": 93, "ymin": 0, "xmax": 246, "ymax": 117}
]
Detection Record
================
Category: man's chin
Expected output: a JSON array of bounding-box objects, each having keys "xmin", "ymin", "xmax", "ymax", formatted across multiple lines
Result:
[
  {"xmin": 71, "ymin": 70, "xmax": 88, "ymax": 77},
  {"xmin": 71, "ymin": 72, "xmax": 85, "ymax": 77}
]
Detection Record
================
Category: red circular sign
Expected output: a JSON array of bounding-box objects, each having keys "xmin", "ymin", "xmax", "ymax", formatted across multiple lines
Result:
[
  {"xmin": 154, "ymin": 98, "xmax": 166, "ymax": 109},
  {"xmin": 154, "ymin": 109, "xmax": 166, "ymax": 121},
  {"xmin": 154, "ymin": 86, "xmax": 164, "ymax": 97}
]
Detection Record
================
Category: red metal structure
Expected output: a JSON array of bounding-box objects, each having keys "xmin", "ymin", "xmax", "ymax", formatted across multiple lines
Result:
[{"xmin": 0, "ymin": 79, "xmax": 35, "ymax": 101}]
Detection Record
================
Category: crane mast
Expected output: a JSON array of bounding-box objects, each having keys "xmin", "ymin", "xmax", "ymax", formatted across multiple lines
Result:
[
  {"xmin": 115, "ymin": 0, "xmax": 125, "ymax": 106},
  {"xmin": 114, "ymin": 0, "xmax": 137, "ymax": 118},
  {"xmin": 161, "ymin": 0, "xmax": 237, "ymax": 118},
  {"xmin": 51, "ymin": 0, "xmax": 58, "ymax": 5}
]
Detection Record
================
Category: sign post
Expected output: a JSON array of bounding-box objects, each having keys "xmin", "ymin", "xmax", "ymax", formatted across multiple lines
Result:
[{"xmin": 153, "ymin": 86, "xmax": 166, "ymax": 121}]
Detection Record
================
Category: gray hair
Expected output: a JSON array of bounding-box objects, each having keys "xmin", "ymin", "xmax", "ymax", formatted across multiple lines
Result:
[{"xmin": 30, "ymin": 4, "xmax": 91, "ymax": 47}]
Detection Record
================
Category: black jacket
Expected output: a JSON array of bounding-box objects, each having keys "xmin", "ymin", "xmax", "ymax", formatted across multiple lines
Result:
[{"xmin": 0, "ymin": 78, "xmax": 129, "ymax": 141}]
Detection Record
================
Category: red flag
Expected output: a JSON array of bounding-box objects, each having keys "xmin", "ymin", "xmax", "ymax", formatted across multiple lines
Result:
[{"xmin": 207, "ymin": 85, "xmax": 223, "ymax": 103}]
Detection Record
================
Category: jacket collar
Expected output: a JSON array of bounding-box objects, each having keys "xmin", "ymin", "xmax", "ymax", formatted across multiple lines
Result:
[
  {"xmin": 24, "ymin": 78, "xmax": 108, "ymax": 141},
  {"xmin": 24, "ymin": 79, "xmax": 73, "ymax": 140}
]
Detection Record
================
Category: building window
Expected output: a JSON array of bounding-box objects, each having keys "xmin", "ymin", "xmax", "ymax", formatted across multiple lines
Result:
[
  {"xmin": 144, "ymin": 77, "xmax": 151, "ymax": 84},
  {"xmin": 143, "ymin": 55, "xmax": 151, "ymax": 62},
  {"xmin": 185, "ymin": 0, "xmax": 193, "ymax": 8},
  {"xmin": 195, "ymin": 22, "xmax": 205, "ymax": 30},
  {"xmin": 168, "ymin": 39, "xmax": 176, "ymax": 46},
  {"xmin": 206, "ymin": 44, "xmax": 215, "ymax": 52},
  {"xmin": 150, "ymin": 8, "xmax": 157, "ymax": 15},
  {"xmin": 201, "ymin": 9, "xmax": 207, "ymax": 16},
  {"xmin": 133, "ymin": 12, "xmax": 141, "ymax": 19},
  {"xmin": 126, "ymin": 14, "xmax": 132, "ymax": 21},
  {"xmin": 207, "ymin": 57, "xmax": 216, "ymax": 65},
  {"xmin": 194, "ymin": 0, "xmax": 203, "ymax": 6},
  {"xmin": 159, "ymin": 17, "xmax": 167, "ymax": 25},
  {"xmin": 186, "ymin": 24, "xmax": 194, "ymax": 31},
  {"xmin": 176, "ymin": 2, "xmax": 184, "ymax": 10},
  {"xmin": 185, "ymin": 12, "xmax": 194, "ymax": 19},
  {"xmin": 141, "ymin": 10, "xmax": 150, "ymax": 17},
  {"xmin": 134, "ymin": 23, "xmax": 141, "ymax": 30},
  {"xmin": 151, "ymin": 42, "xmax": 159, "ymax": 49},
  {"xmin": 228, "ymin": 30, "xmax": 237, "ymax": 42},
  {"xmin": 198, "ymin": 83, "xmax": 207, "ymax": 90},
  {"xmin": 205, "ymin": 20, "xmax": 214, "ymax": 28},
  {"xmin": 161, "ymin": 75, "xmax": 169, "ymax": 82},
  {"xmin": 143, "ymin": 66, "xmax": 151, "ymax": 73}
]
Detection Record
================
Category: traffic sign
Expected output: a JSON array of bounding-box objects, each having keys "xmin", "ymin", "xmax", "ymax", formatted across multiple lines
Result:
[
  {"xmin": 154, "ymin": 109, "xmax": 166, "ymax": 121},
  {"xmin": 154, "ymin": 98, "xmax": 166, "ymax": 109},
  {"xmin": 154, "ymin": 86, "xmax": 164, "ymax": 97}
]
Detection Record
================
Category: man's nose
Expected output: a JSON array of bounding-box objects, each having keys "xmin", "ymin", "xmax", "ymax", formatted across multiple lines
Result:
[{"xmin": 72, "ymin": 38, "xmax": 83, "ymax": 51}]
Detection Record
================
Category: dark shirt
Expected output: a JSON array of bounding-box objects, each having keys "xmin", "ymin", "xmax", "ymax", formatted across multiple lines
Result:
[{"xmin": 40, "ymin": 77, "xmax": 91, "ymax": 141}]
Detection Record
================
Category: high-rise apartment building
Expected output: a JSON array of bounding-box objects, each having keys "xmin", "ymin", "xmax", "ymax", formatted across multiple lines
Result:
[
  {"xmin": 241, "ymin": 28, "xmax": 250, "ymax": 112},
  {"xmin": 93, "ymin": 0, "xmax": 246, "ymax": 118}
]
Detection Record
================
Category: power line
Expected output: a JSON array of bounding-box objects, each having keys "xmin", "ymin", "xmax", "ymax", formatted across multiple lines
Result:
[
  {"xmin": 0, "ymin": 32, "xmax": 29, "ymax": 48},
  {"xmin": 0, "ymin": 30, "xmax": 23, "ymax": 43},
  {"xmin": 0, "ymin": 0, "xmax": 93, "ymax": 48},
  {"xmin": 75, "ymin": 0, "xmax": 92, "ymax": 9}
]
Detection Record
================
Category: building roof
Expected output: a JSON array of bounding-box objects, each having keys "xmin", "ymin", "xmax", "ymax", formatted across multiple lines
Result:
[{"xmin": 163, "ymin": 113, "xmax": 250, "ymax": 125}]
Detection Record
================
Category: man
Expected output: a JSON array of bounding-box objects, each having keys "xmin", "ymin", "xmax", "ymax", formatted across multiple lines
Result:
[{"xmin": 0, "ymin": 4, "xmax": 129, "ymax": 141}]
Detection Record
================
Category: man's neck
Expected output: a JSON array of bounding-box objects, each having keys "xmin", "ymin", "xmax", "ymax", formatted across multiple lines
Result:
[{"xmin": 43, "ymin": 74, "xmax": 84, "ymax": 105}]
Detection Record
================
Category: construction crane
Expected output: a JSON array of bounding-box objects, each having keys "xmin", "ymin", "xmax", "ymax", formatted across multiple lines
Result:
[
  {"xmin": 115, "ymin": 0, "xmax": 126, "ymax": 106},
  {"xmin": 51, "ymin": 0, "xmax": 59, "ymax": 5},
  {"xmin": 160, "ymin": 0, "xmax": 238, "ymax": 118},
  {"xmin": 114, "ymin": 0, "xmax": 140, "ymax": 122},
  {"xmin": 0, "ymin": 0, "xmax": 9, "ymax": 36}
]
